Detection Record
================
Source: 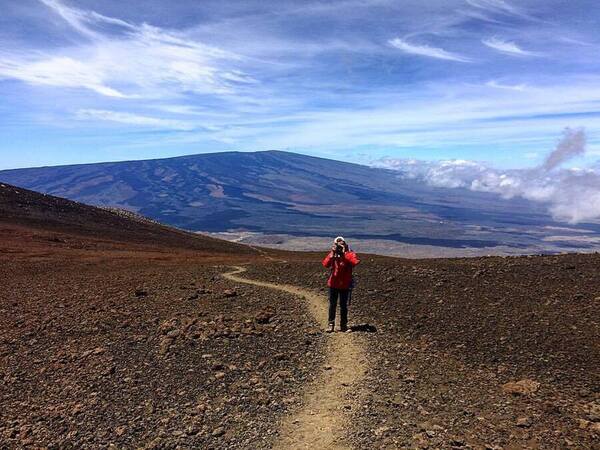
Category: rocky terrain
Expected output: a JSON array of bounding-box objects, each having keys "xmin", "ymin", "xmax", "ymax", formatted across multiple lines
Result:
[
  {"xmin": 0, "ymin": 184, "xmax": 324, "ymax": 448},
  {"xmin": 1, "ymin": 258, "xmax": 326, "ymax": 448},
  {"xmin": 245, "ymin": 254, "xmax": 600, "ymax": 448},
  {"xmin": 1, "ymin": 183, "xmax": 599, "ymax": 448}
]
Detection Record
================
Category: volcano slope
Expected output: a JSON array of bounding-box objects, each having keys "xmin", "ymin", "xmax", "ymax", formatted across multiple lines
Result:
[
  {"xmin": 245, "ymin": 254, "xmax": 600, "ymax": 449},
  {"xmin": 2, "ymin": 182, "xmax": 600, "ymax": 449},
  {"xmin": 0, "ymin": 184, "xmax": 329, "ymax": 448}
]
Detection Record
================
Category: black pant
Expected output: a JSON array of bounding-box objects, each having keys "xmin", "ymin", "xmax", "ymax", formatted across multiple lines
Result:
[{"xmin": 328, "ymin": 288, "xmax": 349, "ymax": 329}]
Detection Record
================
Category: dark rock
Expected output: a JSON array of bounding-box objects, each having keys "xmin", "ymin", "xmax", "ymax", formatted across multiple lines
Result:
[
  {"xmin": 212, "ymin": 426, "xmax": 225, "ymax": 437},
  {"xmin": 256, "ymin": 311, "xmax": 273, "ymax": 324}
]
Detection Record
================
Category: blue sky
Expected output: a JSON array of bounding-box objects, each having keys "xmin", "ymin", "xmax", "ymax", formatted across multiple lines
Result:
[{"xmin": 1, "ymin": 0, "xmax": 600, "ymax": 170}]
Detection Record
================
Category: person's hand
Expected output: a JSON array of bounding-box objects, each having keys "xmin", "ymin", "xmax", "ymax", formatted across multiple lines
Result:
[{"xmin": 330, "ymin": 244, "xmax": 337, "ymax": 254}]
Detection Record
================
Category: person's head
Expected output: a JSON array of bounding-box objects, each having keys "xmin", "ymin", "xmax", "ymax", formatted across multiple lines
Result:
[{"xmin": 334, "ymin": 236, "xmax": 348, "ymax": 251}]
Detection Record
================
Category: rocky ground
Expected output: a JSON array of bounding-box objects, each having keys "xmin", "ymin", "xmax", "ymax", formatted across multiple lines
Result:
[
  {"xmin": 2, "ymin": 184, "xmax": 599, "ymax": 449},
  {"xmin": 244, "ymin": 253, "xmax": 600, "ymax": 449},
  {"xmin": 0, "ymin": 257, "xmax": 325, "ymax": 448}
]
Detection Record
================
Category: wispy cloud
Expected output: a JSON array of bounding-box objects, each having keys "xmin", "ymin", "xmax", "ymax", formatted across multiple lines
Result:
[
  {"xmin": 0, "ymin": 0, "xmax": 254, "ymax": 99},
  {"xmin": 389, "ymin": 38, "xmax": 472, "ymax": 62},
  {"xmin": 75, "ymin": 109, "xmax": 197, "ymax": 130},
  {"xmin": 485, "ymin": 80, "xmax": 527, "ymax": 91},
  {"xmin": 0, "ymin": 55, "xmax": 130, "ymax": 97},
  {"xmin": 482, "ymin": 37, "xmax": 539, "ymax": 56},
  {"xmin": 1, "ymin": 0, "xmax": 600, "ymax": 173},
  {"xmin": 38, "ymin": 0, "xmax": 136, "ymax": 40},
  {"xmin": 466, "ymin": 0, "xmax": 532, "ymax": 20}
]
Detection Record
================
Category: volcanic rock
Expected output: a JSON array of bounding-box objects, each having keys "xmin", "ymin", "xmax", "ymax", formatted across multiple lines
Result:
[
  {"xmin": 502, "ymin": 379, "xmax": 540, "ymax": 396},
  {"xmin": 222, "ymin": 289, "xmax": 237, "ymax": 298}
]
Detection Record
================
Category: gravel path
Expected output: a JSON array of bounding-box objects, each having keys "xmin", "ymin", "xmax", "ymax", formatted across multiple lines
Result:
[{"xmin": 223, "ymin": 266, "xmax": 368, "ymax": 449}]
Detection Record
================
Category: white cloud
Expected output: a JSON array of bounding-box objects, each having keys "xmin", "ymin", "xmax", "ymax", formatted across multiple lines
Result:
[
  {"xmin": 0, "ymin": 55, "xmax": 130, "ymax": 98},
  {"xmin": 485, "ymin": 80, "xmax": 527, "ymax": 91},
  {"xmin": 38, "ymin": 0, "xmax": 135, "ymax": 40},
  {"xmin": 389, "ymin": 38, "xmax": 472, "ymax": 62},
  {"xmin": 466, "ymin": 0, "xmax": 532, "ymax": 20},
  {"xmin": 375, "ymin": 128, "xmax": 600, "ymax": 223},
  {"xmin": 482, "ymin": 37, "xmax": 539, "ymax": 56},
  {"xmin": 75, "ymin": 109, "xmax": 196, "ymax": 130},
  {"xmin": 0, "ymin": 0, "xmax": 254, "ymax": 99}
]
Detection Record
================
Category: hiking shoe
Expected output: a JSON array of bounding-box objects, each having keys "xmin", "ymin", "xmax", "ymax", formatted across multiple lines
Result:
[
  {"xmin": 340, "ymin": 325, "xmax": 348, "ymax": 333},
  {"xmin": 326, "ymin": 323, "xmax": 335, "ymax": 333}
]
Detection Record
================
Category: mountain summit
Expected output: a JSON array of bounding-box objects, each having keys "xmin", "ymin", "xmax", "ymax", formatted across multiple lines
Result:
[{"xmin": 0, "ymin": 150, "xmax": 596, "ymax": 252}]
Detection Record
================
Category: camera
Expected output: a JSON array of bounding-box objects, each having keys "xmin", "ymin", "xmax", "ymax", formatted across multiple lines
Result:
[{"xmin": 334, "ymin": 243, "xmax": 345, "ymax": 256}]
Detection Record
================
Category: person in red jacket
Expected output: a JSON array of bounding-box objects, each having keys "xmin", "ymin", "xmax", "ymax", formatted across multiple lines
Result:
[{"xmin": 322, "ymin": 236, "xmax": 360, "ymax": 333}]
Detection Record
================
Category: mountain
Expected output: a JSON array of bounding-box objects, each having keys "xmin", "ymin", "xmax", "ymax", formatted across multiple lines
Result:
[{"xmin": 1, "ymin": 150, "xmax": 598, "ymax": 253}]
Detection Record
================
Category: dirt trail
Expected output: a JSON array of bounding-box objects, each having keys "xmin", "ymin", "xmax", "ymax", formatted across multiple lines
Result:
[{"xmin": 223, "ymin": 266, "xmax": 367, "ymax": 449}]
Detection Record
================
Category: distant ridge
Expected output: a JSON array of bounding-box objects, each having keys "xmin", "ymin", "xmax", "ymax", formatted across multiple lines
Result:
[{"xmin": 0, "ymin": 150, "xmax": 595, "ymax": 252}]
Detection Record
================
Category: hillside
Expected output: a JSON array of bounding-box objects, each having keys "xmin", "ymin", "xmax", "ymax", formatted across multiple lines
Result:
[
  {"xmin": 2, "ymin": 151, "xmax": 598, "ymax": 254},
  {"xmin": 0, "ymin": 182, "xmax": 257, "ymax": 256},
  {"xmin": 1, "ymin": 186, "xmax": 598, "ymax": 448}
]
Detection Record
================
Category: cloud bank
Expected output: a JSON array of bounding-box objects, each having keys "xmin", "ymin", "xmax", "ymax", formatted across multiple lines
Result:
[{"xmin": 375, "ymin": 128, "xmax": 600, "ymax": 224}]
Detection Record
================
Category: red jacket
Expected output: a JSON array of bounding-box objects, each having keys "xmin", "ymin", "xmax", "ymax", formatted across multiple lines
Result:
[{"xmin": 322, "ymin": 251, "xmax": 360, "ymax": 290}]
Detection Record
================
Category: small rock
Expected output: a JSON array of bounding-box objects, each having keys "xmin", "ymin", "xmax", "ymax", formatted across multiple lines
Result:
[
  {"xmin": 134, "ymin": 288, "xmax": 147, "ymax": 297},
  {"xmin": 158, "ymin": 337, "xmax": 173, "ymax": 355},
  {"xmin": 102, "ymin": 365, "xmax": 116, "ymax": 376},
  {"xmin": 516, "ymin": 417, "xmax": 532, "ymax": 428},
  {"xmin": 502, "ymin": 379, "xmax": 540, "ymax": 396},
  {"xmin": 584, "ymin": 401, "xmax": 600, "ymax": 421},
  {"xmin": 166, "ymin": 329, "xmax": 181, "ymax": 339},
  {"xmin": 578, "ymin": 419, "xmax": 590, "ymax": 429},
  {"xmin": 256, "ymin": 311, "xmax": 273, "ymax": 324},
  {"xmin": 212, "ymin": 426, "xmax": 225, "ymax": 437},
  {"xmin": 186, "ymin": 426, "xmax": 199, "ymax": 435},
  {"xmin": 412, "ymin": 433, "xmax": 428, "ymax": 447},
  {"xmin": 374, "ymin": 426, "xmax": 390, "ymax": 437},
  {"xmin": 222, "ymin": 289, "xmax": 237, "ymax": 298},
  {"xmin": 449, "ymin": 436, "xmax": 465, "ymax": 447}
]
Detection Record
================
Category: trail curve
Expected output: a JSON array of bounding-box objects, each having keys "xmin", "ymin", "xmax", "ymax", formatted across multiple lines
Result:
[{"xmin": 222, "ymin": 266, "xmax": 368, "ymax": 449}]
